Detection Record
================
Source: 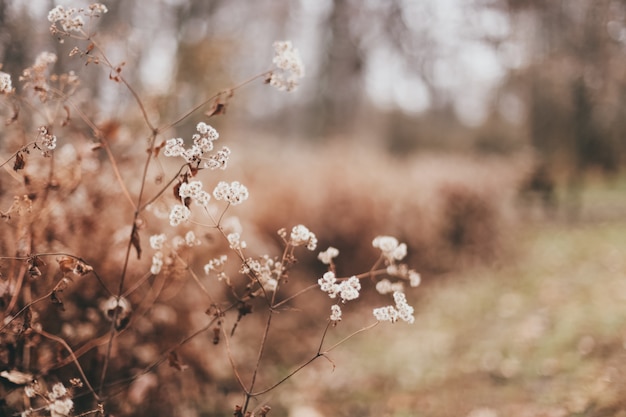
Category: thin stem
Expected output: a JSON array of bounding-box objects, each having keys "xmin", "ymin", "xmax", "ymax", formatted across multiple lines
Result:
[
  {"xmin": 323, "ymin": 321, "xmax": 380, "ymax": 353},
  {"xmin": 158, "ymin": 72, "xmax": 271, "ymax": 132},
  {"xmin": 35, "ymin": 328, "xmax": 101, "ymax": 401}
]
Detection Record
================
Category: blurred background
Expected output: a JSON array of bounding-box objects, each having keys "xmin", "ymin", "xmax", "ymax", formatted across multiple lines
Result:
[{"xmin": 2, "ymin": 0, "xmax": 626, "ymax": 416}]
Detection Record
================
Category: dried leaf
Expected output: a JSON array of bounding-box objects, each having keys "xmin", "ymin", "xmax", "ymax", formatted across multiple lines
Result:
[
  {"xmin": 57, "ymin": 256, "xmax": 75, "ymax": 274},
  {"xmin": 73, "ymin": 260, "xmax": 93, "ymax": 275},
  {"xmin": 50, "ymin": 290, "xmax": 65, "ymax": 311},
  {"xmin": 213, "ymin": 326, "xmax": 221, "ymax": 345},
  {"xmin": 167, "ymin": 351, "xmax": 187, "ymax": 371},
  {"xmin": 13, "ymin": 152, "xmax": 25, "ymax": 171},
  {"xmin": 131, "ymin": 224, "xmax": 142, "ymax": 259},
  {"xmin": 205, "ymin": 101, "xmax": 227, "ymax": 118},
  {"xmin": 62, "ymin": 105, "xmax": 71, "ymax": 126}
]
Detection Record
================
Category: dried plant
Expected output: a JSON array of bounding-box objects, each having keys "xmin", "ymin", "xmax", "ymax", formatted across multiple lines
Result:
[{"xmin": 0, "ymin": 5, "xmax": 420, "ymax": 417}]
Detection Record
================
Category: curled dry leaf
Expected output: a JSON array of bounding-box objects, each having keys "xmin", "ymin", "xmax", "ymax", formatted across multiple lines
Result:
[{"xmin": 13, "ymin": 152, "xmax": 25, "ymax": 171}]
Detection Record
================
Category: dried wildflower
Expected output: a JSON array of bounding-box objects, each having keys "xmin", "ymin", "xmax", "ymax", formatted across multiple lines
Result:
[
  {"xmin": 227, "ymin": 232, "xmax": 247, "ymax": 250},
  {"xmin": 0, "ymin": 71, "xmax": 12, "ymax": 94},
  {"xmin": 48, "ymin": 3, "xmax": 107, "ymax": 35},
  {"xmin": 151, "ymin": 252, "xmax": 164, "ymax": 275},
  {"xmin": 49, "ymin": 382, "xmax": 68, "ymax": 400},
  {"xmin": 204, "ymin": 146, "xmax": 231, "ymax": 170},
  {"xmin": 318, "ymin": 246, "xmax": 339, "ymax": 264},
  {"xmin": 375, "ymin": 279, "xmax": 404, "ymax": 295},
  {"xmin": 149, "ymin": 233, "xmax": 167, "ymax": 250},
  {"xmin": 269, "ymin": 40, "xmax": 305, "ymax": 92},
  {"xmin": 373, "ymin": 291, "xmax": 415, "ymax": 324},
  {"xmin": 204, "ymin": 255, "xmax": 228, "ymax": 275},
  {"xmin": 290, "ymin": 224, "xmax": 317, "ymax": 251},
  {"xmin": 409, "ymin": 270, "xmax": 421, "ymax": 287},
  {"xmin": 88, "ymin": 3, "xmax": 108, "ymax": 14},
  {"xmin": 338, "ymin": 276, "xmax": 361, "ymax": 301},
  {"xmin": 47, "ymin": 397, "xmax": 73, "ymax": 417},
  {"xmin": 39, "ymin": 126, "xmax": 57, "ymax": 151},
  {"xmin": 20, "ymin": 52, "xmax": 57, "ymax": 101},
  {"xmin": 213, "ymin": 181, "xmax": 249, "ymax": 205},
  {"xmin": 164, "ymin": 138, "xmax": 185, "ymax": 157},
  {"xmin": 195, "ymin": 122, "xmax": 219, "ymax": 143},
  {"xmin": 100, "ymin": 296, "xmax": 133, "ymax": 330},
  {"xmin": 318, "ymin": 272, "xmax": 361, "ymax": 302},
  {"xmin": 184, "ymin": 230, "xmax": 200, "ymax": 246},
  {"xmin": 330, "ymin": 304, "xmax": 342, "ymax": 322},
  {"xmin": 373, "ymin": 235, "xmax": 407, "ymax": 262},
  {"xmin": 169, "ymin": 204, "xmax": 191, "ymax": 226}
]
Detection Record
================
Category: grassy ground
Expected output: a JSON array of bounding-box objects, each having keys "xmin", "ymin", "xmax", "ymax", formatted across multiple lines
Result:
[{"xmin": 298, "ymin": 182, "xmax": 626, "ymax": 417}]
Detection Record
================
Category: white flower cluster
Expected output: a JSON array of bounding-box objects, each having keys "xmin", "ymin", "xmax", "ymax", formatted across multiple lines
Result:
[
  {"xmin": 289, "ymin": 224, "xmax": 317, "ymax": 251},
  {"xmin": 213, "ymin": 181, "xmax": 249, "ymax": 205},
  {"xmin": 373, "ymin": 291, "xmax": 415, "ymax": 324},
  {"xmin": 38, "ymin": 126, "xmax": 57, "ymax": 150},
  {"xmin": 318, "ymin": 272, "xmax": 361, "ymax": 302},
  {"xmin": 169, "ymin": 204, "xmax": 191, "ymax": 226},
  {"xmin": 318, "ymin": 246, "xmax": 339, "ymax": 264},
  {"xmin": 149, "ymin": 231, "xmax": 201, "ymax": 274},
  {"xmin": 179, "ymin": 180, "xmax": 211, "ymax": 207},
  {"xmin": 204, "ymin": 255, "xmax": 228, "ymax": 275},
  {"xmin": 47, "ymin": 382, "xmax": 73, "ymax": 417},
  {"xmin": 227, "ymin": 232, "xmax": 247, "ymax": 250},
  {"xmin": 269, "ymin": 40, "xmax": 305, "ymax": 92},
  {"xmin": 48, "ymin": 3, "xmax": 108, "ymax": 33},
  {"xmin": 375, "ymin": 279, "xmax": 405, "ymax": 295},
  {"xmin": 20, "ymin": 52, "xmax": 57, "ymax": 101},
  {"xmin": 0, "ymin": 71, "xmax": 12, "ymax": 94},
  {"xmin": 150, "ymin": 233, "xmax": 167, "ymax": 250},
  {"xmin": 244, "ymin": 255, "xmax": 283, "ymax": 292},
  {"xmin": 330, "ymin": 304, "xmax": 342, "ymax": 322},
  {"xmin": 373, "ymin": 236, "xmax": 407, "ymax": 262},
  {"xmin": 48, "ymin": 5, "xmax": 85, "ymax": 32},
  {"xmin": 163, "ymin": 122, "xmax": 230, "ymax": 168}
]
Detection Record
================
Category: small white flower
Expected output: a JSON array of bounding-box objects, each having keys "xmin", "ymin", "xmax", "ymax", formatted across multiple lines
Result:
[
  {"xmin": 169, "ymin": 204, "xmax": 191, "ymax": 226},
  {"xmin": 184, "ymin": 230, "xmax": 200, "ymax": 246},
  {"xmin": 48, "ymin": 382, "xmax": 67, "ymax": 400},
  {"xmin": 196, "ymin": 122, "xmax": 219, "ymax": 140},
  {"xmin": 204, "ymin": 255, "xmax": 228, "ymax": 274},
  {"xmin": 47, "ymin": 397, "xmax": 73, "ymax": 417},
  {"xmin": 163, "ymin": 138, "xmax": 185, "ymax": 157},
  {"xmin": 213, "ymin": 181, "xmax": 249, "ymax": 205},
  {"xmin": 270, "ymin": 40, "xmax": 305, "ymax": 92},
  {"xmin": 179, "ymin": 181, "xmax": 203, "ymax": 199},
  {"xmin": 149, "ymin": 233, "xmax": 167, "ymax": 250},
  {"xmin": 373, "ymin": 291, "xmax": 415, "ymax": 324},
  {"xmin": 0, "ymin": 71, "xmax": 12, "ymax": 94},
  {"xmin": 330, "ymin": 304, "xmax": 342, "ymax": 321},
  {"xmin": 318, "ymin": 271, "xmax": 337, "ymax": 296},
  {"xmin": 318, "ymin": 246, "xmax": 339, "ymax": 264},
  {"xmin": 151, "ymin": 252, "xmax": 164, "ymax": 275},
  {"xmin": 373, "ymin": 235, "xmax": 408, "ymax": 262},
  {"xmin": 375, "ymin": 279, "xmax": 404, "ymax": 295},
  {"xmin": 338, "ymin": 276, "xmax": 361, "ymax": 302},
  {"xmin": 290, "ymin": 224, "xmax": 317, "ymax": 250},
  {"xmin": 373, "ymin": 306, "xmax": 399, "ymax": 323},
  {"xmin": 89, "ymin": 3, "xmax": 108, "ymax": 14},
  {"xmin": 227, "ymin": 232, "xmax": 247, "ymax": 250},
  {"xmin": 409, "ymin": 270, "xmax": 421, "ymax": 287}
]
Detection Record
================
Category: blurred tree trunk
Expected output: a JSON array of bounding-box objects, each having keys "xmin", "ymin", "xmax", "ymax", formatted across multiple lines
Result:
[{"xmin": 312, "ymin": 0, "xmax": 365, "ymax": 137}]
